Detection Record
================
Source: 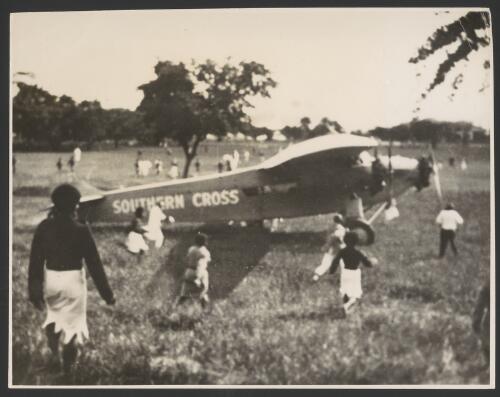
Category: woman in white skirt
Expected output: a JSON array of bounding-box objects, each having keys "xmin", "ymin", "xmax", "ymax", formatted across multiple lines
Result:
[
  {"xmin": 329, "ymin": 231, "xmax": 377, "ymax": 314},
  {"xmin": 29, "ymin": 184, "xmax": 115, "ymax": 376},
  {"xmin": 125, "ymin": 207, "xmax": 149, "ymax": 255}
]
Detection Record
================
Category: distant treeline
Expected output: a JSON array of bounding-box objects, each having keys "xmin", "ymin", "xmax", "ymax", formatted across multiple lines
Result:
[
  {"xmin": 12, "ymin": 82, "xmax": 488, "ymax": 152},
  {"xmin": 365, "ymin": 119, "xmax": 489, "ymax": 145}
]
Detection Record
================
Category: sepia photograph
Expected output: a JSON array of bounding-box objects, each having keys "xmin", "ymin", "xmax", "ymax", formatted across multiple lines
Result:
[{"xmin": 9, "ymin": 6, "xmax": 494, "ymax": 387}]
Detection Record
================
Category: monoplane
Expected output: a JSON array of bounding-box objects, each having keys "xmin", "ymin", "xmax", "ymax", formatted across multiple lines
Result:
[{"xmin": 74, "ymin": 134, "xmax": 434, "ymax": 244}]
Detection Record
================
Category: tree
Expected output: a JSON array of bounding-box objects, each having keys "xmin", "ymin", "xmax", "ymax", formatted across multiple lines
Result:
[
  {"xmin": 409, "ymin": 11, "xmax": 491, "ymax": 96},
  {"xmin": 72, "ymin": 100, "xmax": 106, "ymax": 148},
  {"xmin": 105, "ymin": 109, "xmax": 149, "ymax": 148},
  {"xmin": 13, "ymin": 83, "xmax": 64, "ymax": 149},
  {"xmin": 138, "ymin": 60, "xmax": 277, "ymax": 177},
  {"xmin": 310, "ymin": 117, "xmax": 346, "ymax": 138}
]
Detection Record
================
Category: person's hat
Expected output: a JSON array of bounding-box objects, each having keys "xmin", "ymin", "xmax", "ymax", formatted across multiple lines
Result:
[{"xmin": 51, "ymin": 184, "xmax": 81, "ymax": 213}]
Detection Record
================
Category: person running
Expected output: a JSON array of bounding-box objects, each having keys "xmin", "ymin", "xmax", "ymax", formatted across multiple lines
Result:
[
  {"xmin": 125, "ymin": 207, "xmax": 149, "ymax": 255},
  {"xmin": 436, "ymin": 202, "xmax": 464, "ymax": 258},
  {"xmin": 28, "ymin": 184, "xmax": 115, "ymax": 376},
  {"xmin": 472, "ymin": 283, "xmax": 490, "ymax": 364},
  {"xmin": 312, "ymin": 214, "xmax": 346, "ymax": 281},
  {"xmin": 329, "ymin": 231, "xmax": 377, "ymax": 314},
  {"xmin": 144, "ymin": 204, "xmax": 174, "ymax": 248},
  {"xmin": 177, "ymin": 233, "xmax": 211, "ymax": 308}
]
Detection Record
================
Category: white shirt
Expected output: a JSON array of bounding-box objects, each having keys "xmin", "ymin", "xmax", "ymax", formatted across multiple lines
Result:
[
  {"xmin": 73, "ymin": 148, "xmax": 82, "ymax": 162},
  {"xmin": 436, "ymin": 209, "xmax": 464, "ymax": 231},
  {"xmin": 168, "ymin": 165, "xmax": 179, "ymax": 179},
  {"xmin": 147, "ymin": 205, "xmax": 166, "ymax": 230}
]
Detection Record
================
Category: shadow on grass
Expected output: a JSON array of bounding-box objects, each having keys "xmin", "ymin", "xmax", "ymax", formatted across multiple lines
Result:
[{"xmin": 145, "ymin": 225, "xmax": 326, "ymax": 302}]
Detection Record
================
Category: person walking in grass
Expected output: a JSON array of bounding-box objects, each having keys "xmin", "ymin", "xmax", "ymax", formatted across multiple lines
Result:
[
  {"xmin": 329, "ymin": 231, "xmax": 377, "ymax": 315},
  {"xmin": 28, "ymin": 184, "xmax": 115, "ymax": 377},
  {"xmin": 312, "ymin": 214, "xmax": 346, "ymax": 281},
  {"xmin": 177, "ymin": 232, "xmax": 211, "ymax": 308},
  {"xmin": 435, "ymin": 202, "xmax": 464, "ymax": 258},
  {"xmin": 472, "ymin": 282, "xmax": 490, "ymax": 364}
]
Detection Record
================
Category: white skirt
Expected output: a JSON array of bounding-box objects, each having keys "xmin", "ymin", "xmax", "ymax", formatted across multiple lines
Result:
[
  {"xmin": 126, "ymin": 231, "xmax": 149, "ymax": 253},
  {"xmin": 339, "ymin": 264, "xmax": 363, "ymax": 299},
  {"xmin": 144, "ymin": 228, "xmax": 164, "ymax": 248},
  {"xmin": 43, "ymin": 268, "xmax": 89, "ymax": 344}
]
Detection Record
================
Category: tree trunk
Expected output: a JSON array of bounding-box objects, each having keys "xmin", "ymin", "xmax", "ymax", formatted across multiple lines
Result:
[{"xmin": 181, "ymin": 136, "xmax": 202, "ymax": 178}]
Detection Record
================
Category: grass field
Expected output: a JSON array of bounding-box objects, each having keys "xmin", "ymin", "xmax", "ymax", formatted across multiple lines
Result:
[{"xmin": 11, "ymin": 141, "xmax": 492, "ymax": 385}]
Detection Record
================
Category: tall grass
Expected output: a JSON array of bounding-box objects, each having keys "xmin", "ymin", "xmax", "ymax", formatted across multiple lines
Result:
[{"xmin": 11, "ymin": 143, "xmax": 491, "ymax": 385}]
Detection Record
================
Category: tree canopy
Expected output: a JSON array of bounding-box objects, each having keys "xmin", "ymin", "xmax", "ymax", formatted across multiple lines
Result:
[
  {"xmin": 409, "ymin": 11, "xmax": 491, "ymax": 96},
  {"xmin": 137, "ymin": 60, "xmax": 277, "ymax": 177}
]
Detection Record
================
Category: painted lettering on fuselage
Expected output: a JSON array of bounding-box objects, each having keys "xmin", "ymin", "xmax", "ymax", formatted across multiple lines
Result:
[{"xmin": 111, "ymin": 189, "xmax": 240, "ymax": 214}]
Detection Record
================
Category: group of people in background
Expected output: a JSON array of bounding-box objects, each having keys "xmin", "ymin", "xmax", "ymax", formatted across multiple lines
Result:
[
  {"xmin": 134, "ymin": 150, "xmax": 180, "ymax": 178},
  {"xmin": 55, "ymin": 146, "xmax": 82, "ymax": 174}
]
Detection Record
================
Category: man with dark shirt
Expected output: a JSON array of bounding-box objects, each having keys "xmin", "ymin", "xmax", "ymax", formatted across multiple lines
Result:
[
  {"xmin": 29, "ymin": 184, "xmax": 115, "ymax": 376},
  {"xmin": 330, "ymin": 231, "xmax": 377, "ymax": 314}
]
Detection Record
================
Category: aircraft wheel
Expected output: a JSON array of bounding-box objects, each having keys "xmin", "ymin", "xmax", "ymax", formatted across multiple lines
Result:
[{"xmin": 344, "ymin": 218, "xmax": 375, "ymax": 246}]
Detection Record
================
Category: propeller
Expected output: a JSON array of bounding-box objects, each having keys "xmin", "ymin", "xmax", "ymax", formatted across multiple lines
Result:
[
  {"xmin": 387, "ymin": 138, "xmax": 394, "ymax": 200},
  {"xmin": 429, "ymin": 145, "xmax": 443, "ymax": 205}
]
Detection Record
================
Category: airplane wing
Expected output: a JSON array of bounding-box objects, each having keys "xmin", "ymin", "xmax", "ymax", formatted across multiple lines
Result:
[{"xmin": 259, "ymin": 134, "xmax": 378, "ymax": 173}]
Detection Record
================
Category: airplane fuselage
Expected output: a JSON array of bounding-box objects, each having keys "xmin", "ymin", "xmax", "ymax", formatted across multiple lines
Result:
[{"xmin": 78, "ymin": 137, "xmax": 419, "ymax": 224}]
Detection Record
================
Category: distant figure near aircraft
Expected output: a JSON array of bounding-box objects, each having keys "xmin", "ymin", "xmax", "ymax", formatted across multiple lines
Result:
[
  {"xmin": 168, "ymin": 159, "xmax": 179, "ymax": 179},
  {"xmin": 194, "ymin": 158, "xmax": 201, "ymax": 174},
  {"xmin": 177, "ymin": 233, "xmax": 211, "ymax": 308},
  {"xmin": 125, "ymin": 207, "xmax": 149, "ymax": 256},
  {"xmin": 67, "ymin": 156, "xmax": 75, "ymax": 173},
  {"xmin": 436, "ymin": 203, "xmax": 464, "ymax": 258},
  {"xmin": 138, "ymin": 160, "xmax": 153, "ymax": 177},
  {"xmin": 460, "ymin": 158, "xmax": 468, "ymax": 171},
  {"xmin": 329, "ymin": 231, "xmax": 377, "ymax": 315},
  {"xmin": 243, "ymin": 150, "xmax": 250, "ymax": 163},
  {"xmin": 73, "ymin": 146, "xmax": 82, "ymax": 164},
  {"xmin": 222, "ymin": 154, "xmax": 233, "ymax": 171},
  {"xmin": 258, "ymin": 151, "xmax": 265, "ymax": 163},
  {"xmin": 448, "ymin": 157, "xmax": 455, "ymax": 167},
  {"xmin": 154, "ymin": 159, "xmax": 163, "ymax": 175},
  {"xmin": 313, "ymin": 214, "xmax": 346, "ymax": 281},
  {"xmin": 217, "ymin": 160, "xmax": 224, "ymax": 174},
  {"xmin": 56, "ymin": 157, "xmax": 63, "ymax": 172},
  {"xmin": 135, "ymin": 151, "xmax": 142, "ymax": 176}
]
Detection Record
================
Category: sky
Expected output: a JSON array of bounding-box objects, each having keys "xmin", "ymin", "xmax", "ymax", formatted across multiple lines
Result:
[{"xmin": 10, "ymin": 8, "xmax": 492, "ymax": 132}]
